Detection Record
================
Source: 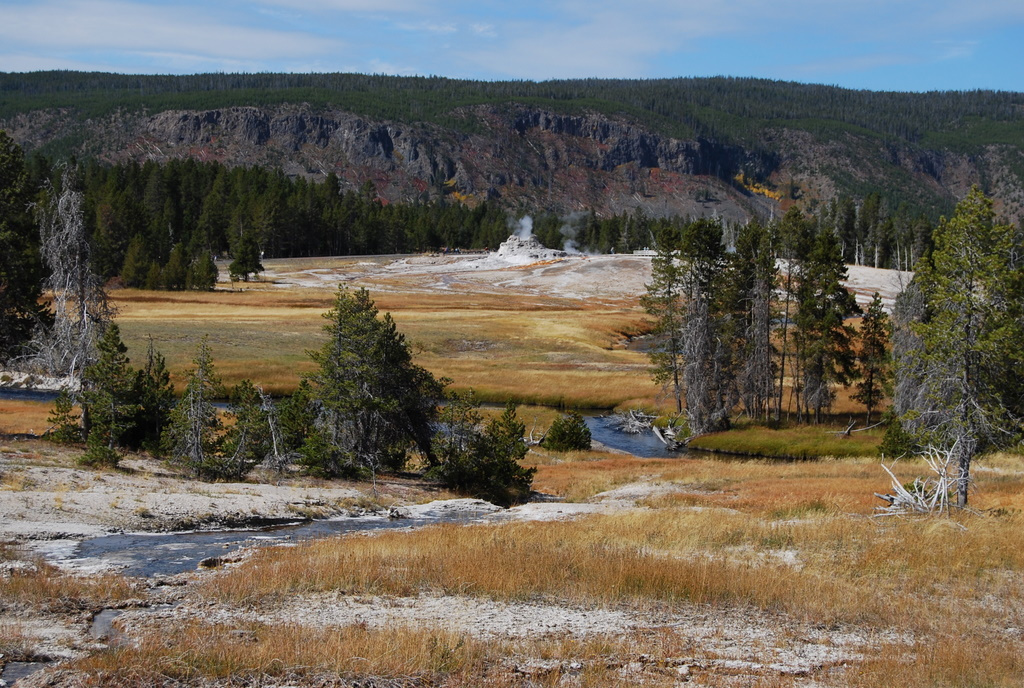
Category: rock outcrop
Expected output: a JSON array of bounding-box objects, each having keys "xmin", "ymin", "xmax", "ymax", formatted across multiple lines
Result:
[{"xmin": 4, "ymin": 102, "xmax": 1023, "ymax": 223}]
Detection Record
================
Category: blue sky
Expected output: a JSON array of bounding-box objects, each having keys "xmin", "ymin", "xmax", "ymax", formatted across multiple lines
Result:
[{"xmin": 2, "ymin": 0, "xmax": 1023, "ymax": 92}]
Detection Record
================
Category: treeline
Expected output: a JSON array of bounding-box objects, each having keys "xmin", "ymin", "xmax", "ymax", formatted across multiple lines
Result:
[
  {"xmin": 70, "ymin": 158, "xmax": 511, "ymax": 285},
  {"xmin": 645, "ymin": 207, "xmax": 893, "ymax": 435},
  {"xmin": 51, "ymin": 289, "xmax": 537, "ymax": 506},
  {"xmin": 530, "ymin": 197, "xmax": 934, "ymax": 271},
  {"xmin": 3, "ymin": 72, "xmax": 1023, "ymax": 151},
  {"xmin": 20, "ymin": 155, "xmax": 937, "ymax": 294}
]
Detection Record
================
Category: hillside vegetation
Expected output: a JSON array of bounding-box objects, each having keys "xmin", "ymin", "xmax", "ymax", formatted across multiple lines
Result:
[
  {"xmin": 4, "ymin": 72, "xmax": 1024, "ymax": 222},
  {"xmin": 4, "ymin": 72, "xmax": 1023, "ymax": 147}
]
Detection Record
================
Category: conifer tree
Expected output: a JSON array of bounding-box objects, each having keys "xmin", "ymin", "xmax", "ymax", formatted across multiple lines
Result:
[
  {"xmin": 795, "ymin": 228, "xmax": 860, "ymax": 423},
  {"xmin": 774, "ymin": 207, "xmax": 815, "ymax": 420},
  {"xmin": 47, "ymin": 389, "xmax": 82, "ymax": 444},
  {"xmin": 278, "ymin": 378, "xmax": 315, "ymax": 453},
  {"xmin": 542, "ymin": 411, "xmax": 592, "ymax": 451},
  {"xmin": 164, "ymin": 338, "xmax": 223, "ymax": 479},
  {"xmin": 80, "ymin": 324, "xmax": 136, "ymax": 467},
  {"xmin": 229, "ymin": 229, "xmax": 263, "ymax": 282},
  {"xmin": 641, "ymin": 227, "xmax": 685, "ymax": 413},
  {"xmin": 119, "ymin": 235, "xmax": 150, "ymax": 288},
  {"xmin": 677, "ymin": 218, "xmax": 734, "ymax": 435},
  {"xmin": 220, "ymin": 379, "xmax": 271, "ymax": 480},
  {"xmin": 853, "ymin": 293, "xmax": 890, "ymax": 424},
  {"xmin": 301, "ymin": 288, "xmax": 441, "ymax": 478},
  {"xmin": 125, "ymin": 338, "xmax": 175, "ymax": 451},
  {"xmin": 729, "ymin": 220, "xmax": 777, "ymax": 421},
  {"xmin": 480, "ymin": 402, "xmax": 535, "ymax": 504},
  {"xmin": 431, "ymin": 398, "xmax": 534, "ymax": 507},
  {"xmin": 161, "ymin": 243, "xmax": 188, "ymax": 290},
  {"xmin": 187, "ymin": 252, "xmax": 218, "ymax": 290},
  {"xmin": 0, "ymin": 131, "xmax": 46, "ymax": 362},
  {"xmin": 891, "ymin": 187, "xmax": 1024, "ymax": 506}
]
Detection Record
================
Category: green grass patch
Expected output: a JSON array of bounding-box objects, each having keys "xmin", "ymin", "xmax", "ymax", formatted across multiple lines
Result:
[{"xmin": 689, "ymin": 422, "xmax": 883, "ymax": 459}]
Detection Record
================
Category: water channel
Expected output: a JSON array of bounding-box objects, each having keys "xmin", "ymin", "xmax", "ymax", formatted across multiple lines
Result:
[
  {"xmin": 1, "ymin": 387, "xmax": 677, "ymax": 458},
  {"xmin": 3, "ymin": 385, "xmax": 681, "ymax": 577},
  {"xmin": 69, "ymin": 505, "xmax": 501, "ymax": 578},
  {"xmin": 1, "ymin": 388, "xmax": 687, "ymax": 685}
]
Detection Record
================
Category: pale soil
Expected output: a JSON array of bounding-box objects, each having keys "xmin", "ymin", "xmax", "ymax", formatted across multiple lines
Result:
[
  {"xmin": 0, "ymin": 252, "xmax": 916, "ymax": 685},
  {"xmin": 0, "ymin": 441, "xmax": 387, "ymax": 542},
  {"xmin": 257, "ymin": 251, "xmax": 656, "ymax": 306},
  {"xmin": 843, "ymin": 264, "xmax": 913, "ymax": 310},
  {"xmin": 114, "ymin": 584, "xmax": 890, "ymax": 679},
  {"xmin": 256, "ymin": 251, "xmax": 910, "ymax": 312},
  {"xmin": 0, "ymin": 441, "xmax": 891, "ymax": 687}
]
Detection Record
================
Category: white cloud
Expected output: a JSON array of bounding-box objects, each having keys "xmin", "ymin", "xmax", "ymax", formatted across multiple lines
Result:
[
  {"xmin": 2, "ymin": 0, "xmax": 1021, "ymax": 87},
  {"xmin": 790, "ymin": 53, "xmax": 916, "ymax": 78},
  {"xmin": 396, "ymin": 21, "xmax": 457, "ymax": 35},
  {"xmin": 470, "ymin": 23, "xmax": 496, "ymax": 38},
  {"xmin": 0, "ymin": 53, "xmax": 124, "ymax": 74},
  {"xmin": 1, "ymin": 0, "xmax": 341, "ymax": 63},
  {"xmin": 255, "ymin": 0, "xmax": 425, "ymax": 12},
  {"xmin": 364, "ymin": 58, "xmax": 420, "ymax": 76},
  {"xmin": 934, "ymin": 40, "xmax": 978, "ymax": 61}
]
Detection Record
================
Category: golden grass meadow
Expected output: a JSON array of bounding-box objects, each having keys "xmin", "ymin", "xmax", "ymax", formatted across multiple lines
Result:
[{"xmin": 3, "ymin": 255, "xmax": 1024, "ymax": 686}]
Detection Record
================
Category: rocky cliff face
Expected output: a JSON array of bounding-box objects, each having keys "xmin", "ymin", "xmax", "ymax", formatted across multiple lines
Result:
[{"xmin": 4, "ymin": 103, "xmax": 1023, "ymax": 223}]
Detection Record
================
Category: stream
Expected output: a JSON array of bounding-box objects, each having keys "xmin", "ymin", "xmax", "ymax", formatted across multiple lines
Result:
[
  {"xmin": 61, "ymin": 504, "xmax": 502, "ymax": 578},
  {"xmin": 1, "ymin": 392, "xmax": 684, "ymax": 685},
  {"xmin": 2, "ymin": 387, "xmax": 678, "ymax": 458}
]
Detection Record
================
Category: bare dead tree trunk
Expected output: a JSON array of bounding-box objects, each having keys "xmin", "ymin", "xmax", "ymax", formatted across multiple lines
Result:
[
  {"xmin": 33, "ymin": 167, "xmax": 113, "ymax": 383},
  {"xmin": 776, "ymin": 261, "xmax": 795, "ymax": 422},
  {"xmin": 741, "ymin": 273, "xmax": 776, "ymax": 422}
]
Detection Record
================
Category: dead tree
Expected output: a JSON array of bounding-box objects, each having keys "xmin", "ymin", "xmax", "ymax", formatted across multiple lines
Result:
[
  {"xmin": 33, "ymin": 168, "xmax": 113, "ymax": 382},
  {"xmin": 260, "ymin": 388, "xmax": 299, "ymax": 474},
  {"xmin": 874, "ymin": 444, "xmax": 962, "ymax": 516},
  {"xmin": 610, "ymin": 409, "xmax": 657, "ymax": 434},
  {"xmin": 739, "ymin": 271, "xmax": 776, "ymax": 421}
]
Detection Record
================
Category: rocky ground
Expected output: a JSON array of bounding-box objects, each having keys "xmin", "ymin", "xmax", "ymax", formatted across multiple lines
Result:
[
  {"xmin": 0, "ymin": 439, "xmax": 887, "ymax": 687},
  {"xmin": 257, "ymin": 246, "xmax": 909, "ymax": 312},
  {"xmin": 0, "ymin": 252, "xmax": 916, "ymax": 685}
]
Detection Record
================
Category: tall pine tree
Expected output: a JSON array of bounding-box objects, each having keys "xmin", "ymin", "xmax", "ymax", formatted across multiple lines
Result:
[
  {"xmin": 795, "ymin": 228, "xmax": 860, "ymax": 423},
  {"xmin": 891, "ymin": 187, "xmax": 1024, "ymax": 506}
]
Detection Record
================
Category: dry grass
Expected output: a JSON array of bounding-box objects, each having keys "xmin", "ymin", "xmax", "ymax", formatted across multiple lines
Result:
[
  {"xmin": 0, "ymin": 557, "xmax": 137, "ymax": 613},
  {"xmin": 0, "ymin": 622, "xmax": 43, "ymax": 664},
  {"xmin": 61, "ymin": 619, "xmax": 817, "ymax": 687},
  {"xmin": 110, "ymin": 286, "xmax": 655, "ymax": 406},
  {"xmin": 58, "ymin": 616, "xmax": 1024, "ymax": 687},
  {"xmin": 529, "ymin": 451, "xmax": 897, "ymax": 512},
  {"xmin": 847, "ymin": 634, "xmax": 1024, "ymax": 688},
  {"xmin": 199, "ymin": 495, "xmax": 1024, "ymax": 635},
  {"xmin": 529, "ymin": 453, "xmax": 691, "ymax": 502},
  {"xmin": 0, "ymin": 399, "xmax": 53, "ymax": 436},
  {"xmin": 71, "ymin": 621, "xmax": 491, "ymax": 685}
]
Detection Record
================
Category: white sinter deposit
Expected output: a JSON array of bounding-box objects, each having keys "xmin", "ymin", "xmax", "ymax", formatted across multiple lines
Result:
[{"xmin": 493, "ymin": 234, "xmax": 568, "ymax": 266}]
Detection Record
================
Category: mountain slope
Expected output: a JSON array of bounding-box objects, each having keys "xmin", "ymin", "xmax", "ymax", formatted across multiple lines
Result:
[{"xmin": 2, "ymin": 72, "xmax": 1023, "ymax": 222}]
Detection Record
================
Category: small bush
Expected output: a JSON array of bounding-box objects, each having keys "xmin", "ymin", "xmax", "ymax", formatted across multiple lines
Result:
[
  {"xmin": 430, "ymin": 397, "xmax": 535, "ymax": 507},
  {"xmin": 542, "ymin": 411, "xmax": 592, "ymax": 451},
  {"xmin": 46, "ymin": 389, "xmax": 83, "ymax": 445},
  {"xmin": 78, "ymin": 432, "xmax": 121, "ymax": 468}
]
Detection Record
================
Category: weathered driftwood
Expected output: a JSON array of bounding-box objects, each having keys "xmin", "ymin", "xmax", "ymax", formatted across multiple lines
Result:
[
  {"xmin": 832, "ymin": 419, "xmax": 857, "ymax": 437},
  {"xmin": 526, "ymin": 418, "xmax": 545, "ymax": 446},
  {"xmin": 652, "ymin": 424, "xmax": 689, "ymax": 452},
  {"xmin": 611, "ymin": 409, "xmax": 658, "ymax": 434},
  {"xmin": 874, "ymin": 447, "xmax": 963, "ymax": 516}
]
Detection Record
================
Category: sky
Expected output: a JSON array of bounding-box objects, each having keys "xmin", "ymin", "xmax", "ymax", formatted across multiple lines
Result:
[{"xmin": 2, "ymin": 0, "xmax": 1023, "ymax": 92}]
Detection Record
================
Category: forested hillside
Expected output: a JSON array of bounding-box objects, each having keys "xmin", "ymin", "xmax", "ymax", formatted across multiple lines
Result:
[{"xmin": 2, "ymin": 71, "xmax": 1024, "ymax": 225}]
